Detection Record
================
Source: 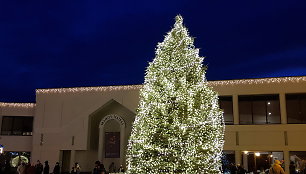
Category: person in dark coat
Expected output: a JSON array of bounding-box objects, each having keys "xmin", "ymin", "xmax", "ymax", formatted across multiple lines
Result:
[
  {"xmin": 229, "ymin": 163, "xmax": 237, "ymax": 174},
  {"xmin": 237, "ymin": 164, "xmax": 246, "ymax": 174},
  {"xmin": 53, "ymin": 162, "xmax": 60, "ymax": 174},
  {"xmin": 4, "ymin": 160, "xmax": 11, "ymax": 174},
  {"xmin": 26, "ymin": 163, "xmax": 36, "ymax": 174},
  {"xmin": 93, "ymin": 161, "xmax": 101, "ymax": 174},
  {"xmin": 43, "ymin": 161, "xmax": 49, "ymax": 174},
  {"xmin": 35, "ymin": 160, "xmax": 43, "ymax": 174},
  {"xmin": 289, "ymin": 161, "xmax": 296, "ymax": 174}
]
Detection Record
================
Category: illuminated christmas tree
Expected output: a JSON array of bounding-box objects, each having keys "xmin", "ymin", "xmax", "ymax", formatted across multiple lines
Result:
[{"xmin": 126, "ymin": 15, "xmax": 224, "ymax": 174}]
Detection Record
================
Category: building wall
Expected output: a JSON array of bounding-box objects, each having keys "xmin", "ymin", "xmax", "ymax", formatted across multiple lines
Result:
[
  {"xmin": 0, "ymin": 103, "xmax": 35, "ymax": 152},
  {"xmin": 3, "ymin": 77, "xmax": 306, "ymax": 172},
  {"xmin": 32, "ymin": 88, "xmax": 140, "ymax": 171}
]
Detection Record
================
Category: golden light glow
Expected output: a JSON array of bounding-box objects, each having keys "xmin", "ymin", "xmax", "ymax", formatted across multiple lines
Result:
[
  {"xmin": 255, "ymin": 152, "xmax": 260, "ymax": 157},
  {"xmin": 244, "ymin": 151, "xmax": 249, "ymax": 155}
]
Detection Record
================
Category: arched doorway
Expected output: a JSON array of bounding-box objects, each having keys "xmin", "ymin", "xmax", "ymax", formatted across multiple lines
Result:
[{"xmin": 98, "ymin": 114, "xmax": 126, "ymax": 168}]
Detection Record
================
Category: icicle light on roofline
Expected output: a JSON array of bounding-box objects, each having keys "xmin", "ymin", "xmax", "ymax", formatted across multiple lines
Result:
[
  {"xmin": 36, "ymin": 76, "xmax": 306, "ymax": 94},
  {"xmin": 208, "ymin": 76, "xmax": 306, "ymax": 86},
  {"xmin": 0, "ymin": 103, "xmax": 35, "ymax": 108},
  {"xmin": 36, "ymin": 85, "xmax": 143, "ymax": 94}
]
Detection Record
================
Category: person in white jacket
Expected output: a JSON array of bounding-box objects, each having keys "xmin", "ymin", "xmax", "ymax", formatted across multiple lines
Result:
[{"xmin": 17, "ymin": 162, "xmax": 26, "ymax": 174}]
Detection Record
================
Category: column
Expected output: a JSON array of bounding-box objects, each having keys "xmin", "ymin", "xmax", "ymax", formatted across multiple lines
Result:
[
  {"xmin": 242, "ymin": 152, "xmax": 248, "ymax": 171},
  {"xmin": 284, "ymin": 150, "xmax": 290, "ymax": 173},
  {"xmin": 120, "ymin": 126, "xmax": 125, "ymax": 166},
  {"xmin": 0, "ymin": 104, "xmax": 3, "ymax": 132},
  {"xmin": 0, "ymin": 116, "xmax": 2, "ymax": 132},
  {"xmin": 70, "ymin": 150, "xmax": 76, "ymax": 170},
  {"xmin": 98, "ymin": 128, "xmax": 104, "ymax": 161},
  {"xmin": 279, "ymin": 93, "xmax": 287, "ymax": 124},
  {"xmin": 233, "ymin": 94, "xmax": 239, "ymax": 125},
  {"xmin": 235, "ymin": 150, "xmax": 242, "ymax": 165}
]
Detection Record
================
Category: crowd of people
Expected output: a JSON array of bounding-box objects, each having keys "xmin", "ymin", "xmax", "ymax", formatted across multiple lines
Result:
[
  {"xmin": 93, "ymin": 161, "xmax": 124, "ymax": 174},
  {"xmin": 14, "ymin": 160, "xmax": 124, "ymax": 174},
  {"xmin": 15, "ymin": 160, "xmax": 61, "ymax": 174}
]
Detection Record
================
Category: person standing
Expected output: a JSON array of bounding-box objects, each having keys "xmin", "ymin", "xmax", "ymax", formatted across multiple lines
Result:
[
  {"xmin": 108, "ymin": 162, "xmax": 116, "ymax": 173},
  {"xmin": 35, "ymin": 160, "xmax": 43, "ymax": 174},
  {"xmin": 93, "ymin": 161, "xmax": 101, "ymax": 174},
  {"xmin": 289, "ymin": 161, "xmax": 296, "ymax": 174},
  {"xmin": 26, "ymin": 163, "xmax": 36, "ymax": 174},
  {"xmin": 269, "ymin": 160, "xmax": 286, "ymax": 174},
  {"xmin": 53, "ymin": 162, "xmax": 60, "ymax": 174},
  {"xmin": 43, "ymin": 161, "xmax": 49, "ymax": 174},
  {"xmin": 118, "ymin": 165, "xmax": 125, "ymax": 173},
  {"xmin": 17, "ymin": 162, "xmax": 26, "ymax": 174},
  {"xmin": 71, "ymin": 163, "xmax": 80, "ymax": 174}
]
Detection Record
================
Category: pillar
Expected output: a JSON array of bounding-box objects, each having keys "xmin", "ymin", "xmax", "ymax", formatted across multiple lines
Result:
[
  {"xmin": 235, "ymin": 150, "xmax": 241, "ymax": 165},
  {"xmin": 279, "ymin": 93, "xmax": 287, "ymax": 124},
  {"xmin": 243, "ymin": 153, "xmax": 248, "ymax": 171},
  {"xmin": 233, "ymin": 94, "xmax": 239, "ymax": 125},
  {"xmin": 120, "ymin": 126, "xmax": 125, "ymax": 166},
  {"xmin": 98, "ymin": 128, "xmax": 104, "ymax": 161},
  {"xmin": 70, "ymin": 150, "xmax": 75, "ymax": 170},
  {"xmin": 284, "ymin": 150, "xmax": 290, "ymax": 173}
]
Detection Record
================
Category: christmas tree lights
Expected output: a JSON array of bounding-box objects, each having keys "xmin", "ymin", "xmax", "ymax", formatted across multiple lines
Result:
[{"xmin": 126, "ymin": 15, "xmax": 224, "ymax": 174}]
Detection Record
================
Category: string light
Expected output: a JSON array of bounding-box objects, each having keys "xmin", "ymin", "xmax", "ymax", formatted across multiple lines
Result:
[
  {"xmin": 0, "ymin": 102, "xmax": 35, "ymax": 108},
  {"xmin": 126, "ymin": 15, "xmax": 224, "ymax": 174},
  {"xmin": 208, "ymin": 76, "xmax": 306, "ymax": 86},
  {"xmin": 36, "ymin": 85, "xmax": 142, "ymax": 94},
  {"xmin": 35, "ymin": 76, "xmax": 306, "ymax": 94}
]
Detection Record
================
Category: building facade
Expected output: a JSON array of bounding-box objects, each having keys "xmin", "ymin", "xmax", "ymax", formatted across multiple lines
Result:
[{"xmin": 1, "ymin": 76, "xmax": 306, "ymax": 173}]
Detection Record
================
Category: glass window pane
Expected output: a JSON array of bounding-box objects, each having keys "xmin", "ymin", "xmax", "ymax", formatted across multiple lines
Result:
[
  {"xmin": 219, "ymin": 96, "xmax": 233, "ymax": 125},
  {"xmin": 239, "ymin": 95, "xmax": 280, "ymax": 125},
  {"xmin": 267, "ymin": 100, "xmax": 281, "ymax": 124},
  {"xmin": 239, "ymin": 101, "xmax": 252, "ymax": 124},
  {"xmin": 12, "ymin": 117, "xmax": 23, "ymax": 135},
  {"xmin": 1, "ymin": 117, "xmax": 13, "ymax": 135},
  {"xmin": 286, "ymin": 94, "xmax": 306, "ymax": 124},
  {"xmin": 301, "ymin": 96, "xmax": 306, "ymax": 123},
  {"xmin": 253, "ymin": 101, "xmax": 266, "ymax": 124},
  {"xmin": 23, "ymin": 117, "xmax": 33, "ymax": 135}
]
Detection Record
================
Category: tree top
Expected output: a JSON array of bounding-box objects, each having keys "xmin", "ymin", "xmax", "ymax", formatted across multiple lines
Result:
[{"xmin": 175, "ymin": 15, "xmax": 183, "ymax": 27}]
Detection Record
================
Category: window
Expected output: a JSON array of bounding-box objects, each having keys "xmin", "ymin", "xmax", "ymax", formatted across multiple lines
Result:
[
  {"xmin": 286, "ymin": 93, "xmax": 306, "ymax": 124},
  {"xmin": 239, "ymin": 95, "xmax": 280, "ymax": 124},
  {"xmin": 219, "ymin": 96, "xmax": 234, "ymax": 125},
  {"xmin": 222, "ymin": 150, "xmax": 235, "ymax": 174},
  {"xmin": 289, "ymin": 151, "xmax": 306, "ymax": 173},
  {"xmin": 1, "ymin": 116, "xmax": 33, "ymax": 136},
  {"xmin": 241, "ymin": 151, "xmax": 283, "ymax": 173}
]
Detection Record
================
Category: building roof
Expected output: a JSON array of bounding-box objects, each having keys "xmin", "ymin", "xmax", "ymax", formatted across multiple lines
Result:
[{"xmin": 36, "ymin": 76, "xmax": 306, "ymax": 94}]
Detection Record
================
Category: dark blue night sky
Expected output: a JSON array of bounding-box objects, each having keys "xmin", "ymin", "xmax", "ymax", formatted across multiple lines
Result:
[{"xmin": 1, "ymin": 1, "xmax": 306, "ymax": 102}]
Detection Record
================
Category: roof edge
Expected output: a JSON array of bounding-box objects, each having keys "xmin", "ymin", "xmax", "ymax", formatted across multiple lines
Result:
[{"xmin": 36, "ymin": 76, "xmax": 306, "ymax": 94}]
